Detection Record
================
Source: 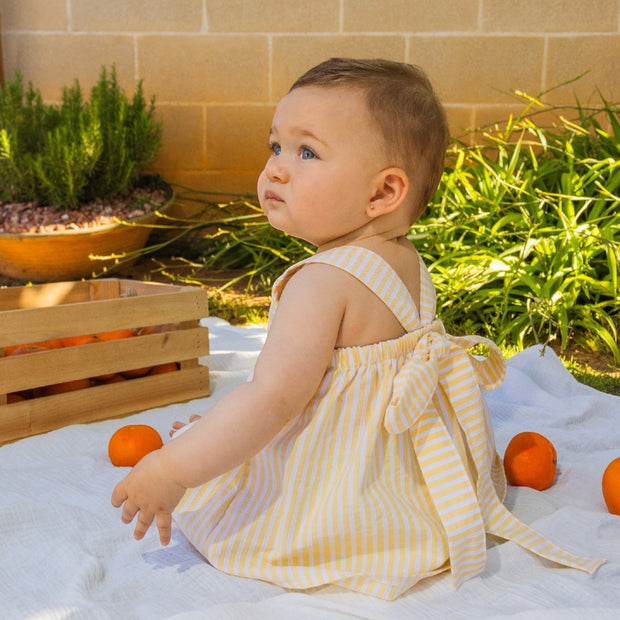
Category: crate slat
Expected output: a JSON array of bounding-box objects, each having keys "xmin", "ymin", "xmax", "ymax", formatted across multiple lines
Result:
[
  {"xmin": 1, "ymin": 288, "xmax": 208, "ymax": 347},
  {"xmin": 0, "ymin": 366, "xmax": 210, "ymax": 445},
  {"xmin": 0, "ymin": 326, "xmax": 209, "ymax": 393}
]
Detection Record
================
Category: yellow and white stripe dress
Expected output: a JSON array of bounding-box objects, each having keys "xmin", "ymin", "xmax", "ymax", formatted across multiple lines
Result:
[{"xmin": 174, "ymin": 245, "xmax": 603, "ymax": 600}]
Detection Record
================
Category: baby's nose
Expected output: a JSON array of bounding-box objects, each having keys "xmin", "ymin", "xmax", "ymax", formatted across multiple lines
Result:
[{"xmin": 264, "ymin": 156, "xmax": 288, "ymax": 182}]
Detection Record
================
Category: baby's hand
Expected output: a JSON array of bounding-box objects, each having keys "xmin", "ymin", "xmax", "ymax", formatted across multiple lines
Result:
[
  {"xmin": 111, "ymin": 449, "xmax": 186, "ymax": 545},
  {"xmin": 169, "ymin": 413, "xmax": 201, "ymax": 438}
]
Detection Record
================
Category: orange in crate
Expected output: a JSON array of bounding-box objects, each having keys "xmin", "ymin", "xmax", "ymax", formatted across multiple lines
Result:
[
  {"xmin": 95, "ymin": 329, "xmax": 137, "ymax": 341},
  {"xmin": 36, "ymin": 378, "xmax": 93, "ymax": 397},
  {"xmin": 4, "ymin": 340, "xmax": 62, "ymax": 355},
  {"xmin": 148, "ymin": 362, "xmax": 179, "ymax": 375},
  {"xmin": 60, "ymin": 334, "xmax": 101, "ymax": 347}
]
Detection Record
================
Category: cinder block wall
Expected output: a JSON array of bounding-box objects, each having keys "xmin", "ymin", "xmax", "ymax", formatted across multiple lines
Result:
[{"xmin": 1, "ymin": 0, "xmax": 618, "ymax": 196}]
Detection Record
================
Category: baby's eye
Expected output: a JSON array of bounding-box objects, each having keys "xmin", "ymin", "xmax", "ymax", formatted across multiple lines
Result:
[
  {"xmin": 269, "ymin": 142, "xmax": 281, "ymax": 156},
  {"xmin": 300, "ymin": 146, "xmax": 316, "ymax": 160}
]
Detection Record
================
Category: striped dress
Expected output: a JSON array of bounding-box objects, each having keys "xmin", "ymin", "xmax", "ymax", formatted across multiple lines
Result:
[{"xmin": 173, "ymin": 245, "xmax": 603, "ymax": 600}]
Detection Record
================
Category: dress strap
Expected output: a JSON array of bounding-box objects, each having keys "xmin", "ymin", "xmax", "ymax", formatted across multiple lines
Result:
[{"xmin": 272, "ymin": 245, "xmax": 429, "ymax": 332}]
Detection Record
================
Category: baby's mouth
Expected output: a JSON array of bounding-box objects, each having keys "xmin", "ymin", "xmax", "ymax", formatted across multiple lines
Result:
[{"xmin": 264, "ymin": 190, "xmax": 283, "ymax": 203}]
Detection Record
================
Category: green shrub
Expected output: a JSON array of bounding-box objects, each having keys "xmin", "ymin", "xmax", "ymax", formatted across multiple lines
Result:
[
  {"xmin": 414, "ymin": 92, "xmax": 619, "ymax": 360},
  {"xmin": 0, "ymin": 66, "xmax": 162, "ymax": 209}
]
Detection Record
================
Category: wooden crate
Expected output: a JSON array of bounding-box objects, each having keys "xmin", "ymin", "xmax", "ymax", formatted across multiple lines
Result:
[{"xmin": 0, "ymin": 279, "xmax": 210, "ymax": 444}]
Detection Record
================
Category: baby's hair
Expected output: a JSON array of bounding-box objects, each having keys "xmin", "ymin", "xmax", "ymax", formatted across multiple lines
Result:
[{"xmin": 290, "ymin": 58, "xmax": 449, "ymax": 220}]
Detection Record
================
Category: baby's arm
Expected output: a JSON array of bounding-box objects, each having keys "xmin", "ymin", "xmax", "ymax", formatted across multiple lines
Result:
[{"xmin": 111, "ymin": 264, "xmax": 348, "ymax": 543}]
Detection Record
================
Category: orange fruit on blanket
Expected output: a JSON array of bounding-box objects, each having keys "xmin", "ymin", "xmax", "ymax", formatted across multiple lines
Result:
[
  {"xmin": 108, "ymin": 424, "xmax": 163, "ymax": 467},
  {"xmin": 503, "ymin": 431, "xmax": 557, "ymax": 491},
  {"xmin": 602, "ymin": 457, "xmax": 620, "ymax": 515}
]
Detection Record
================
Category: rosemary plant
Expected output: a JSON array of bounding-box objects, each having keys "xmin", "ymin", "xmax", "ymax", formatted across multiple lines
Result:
[{"xmin": 0, "ymin": 66, "xmax": 162, "ymax": 209}]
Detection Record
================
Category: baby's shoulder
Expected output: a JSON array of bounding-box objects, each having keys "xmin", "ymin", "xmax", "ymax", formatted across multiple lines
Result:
[{"xmin": 282, "ymin": 260, "xmax": 359, "ymax": 299}]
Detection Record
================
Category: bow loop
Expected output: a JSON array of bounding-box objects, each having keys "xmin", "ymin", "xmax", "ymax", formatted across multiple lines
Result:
[
  {"xmin": 449, "ymin": 334, "xmax": 506, "ymax": 391},
  {"xmin": 384, "ymin": 321, "xmax": 506, "ymax": 436},
  {"xmin": 384, "ymin": 321, "xmax": 449, "ymax": 434}
]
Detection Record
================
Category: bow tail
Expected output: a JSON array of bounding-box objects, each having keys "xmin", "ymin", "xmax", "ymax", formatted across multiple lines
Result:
[
  {"xmin": 478, "ymin": 474, "xmax": 605, "ymax": 574},
  {"xmin": 409, "ymin": 403, "xmax": 487, "ymax": 586},
  {"xmin": 444, "ymin": 352, "xmax": 606, "ymax": 576}
]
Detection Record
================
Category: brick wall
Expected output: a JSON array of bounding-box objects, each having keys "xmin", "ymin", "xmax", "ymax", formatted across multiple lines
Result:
[{"xmin": 1, "ymin": 0, "xmax": 618, "ymax": 196}]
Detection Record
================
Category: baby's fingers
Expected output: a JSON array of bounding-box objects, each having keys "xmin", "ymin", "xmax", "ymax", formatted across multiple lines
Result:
[
  {"xmin": 156, "ymin": 513, "xmax": 173, "ymax": 546},
  {"xmin": 120, "ymin": 499, "xmax": 140, "ymax": 525},
  {"xmin": 111, "ymin": 481, "xmax": 128, "ymax": 509},
  {"xmin": 133, "ymin": 509, "xmax": 155, "ymax": 540},
  {"xmin": 169, "ymin": 421, "xmax": 184, "ymax": 437},
  {"xmin": 169, "ymin": 414, "xmax": 202, "ymax": 438}
]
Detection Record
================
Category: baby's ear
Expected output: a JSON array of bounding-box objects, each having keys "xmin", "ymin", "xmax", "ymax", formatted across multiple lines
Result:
[{"xmin": 367, "ymin": 167, "xmax": 409, "ymax": 217}]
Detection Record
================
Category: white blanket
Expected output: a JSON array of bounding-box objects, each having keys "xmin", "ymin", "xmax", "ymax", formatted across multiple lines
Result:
[{"xmin": 1, "ymin": 317, "xmax": 619, "ymax": 619}]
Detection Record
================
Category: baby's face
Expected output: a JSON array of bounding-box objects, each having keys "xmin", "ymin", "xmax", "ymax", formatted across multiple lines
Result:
[{"xmin": 257, "ymin": 85, "xmax": 386, "ymax": 248}]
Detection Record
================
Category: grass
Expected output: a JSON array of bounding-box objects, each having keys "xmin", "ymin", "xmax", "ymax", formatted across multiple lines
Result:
[
  {"xmin": 562, "ymin": 357, "xmax": 620, "ymax": 395},
  {"xmin": 412, "ymin": 90, "xmax": 619, "ymax": 362},
  {"xmin": 207, "ymin": 290, "xmax": 271, "ymax": 325}
]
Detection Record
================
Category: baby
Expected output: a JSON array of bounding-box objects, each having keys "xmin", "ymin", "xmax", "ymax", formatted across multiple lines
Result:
[{"xmin": 112, "ymin": 58, "xmax": 603, "ymax": 599}]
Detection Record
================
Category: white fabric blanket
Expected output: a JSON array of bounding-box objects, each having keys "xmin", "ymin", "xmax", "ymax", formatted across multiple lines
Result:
[{"xmin": 1, "ymin": 317, "xmax": 619, "ymax": 619}]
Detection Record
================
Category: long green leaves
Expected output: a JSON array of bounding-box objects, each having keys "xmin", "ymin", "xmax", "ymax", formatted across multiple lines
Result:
[
  {"xmin": 413, "ymin": 93, "xmax": 619, "ymax": 360},
  {"xmin": 149, "ymin": 189, "xmax": 315, "ymax": 292}
]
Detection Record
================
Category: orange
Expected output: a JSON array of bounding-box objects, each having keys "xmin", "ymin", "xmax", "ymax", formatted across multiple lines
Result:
[
  {"xmin": 95, "ymin": 328, "xmax": 136, "ymax": 341},
  {"xmin": 93, "ymin": 373, "xmax": 127, "ymax": 385},
  {"xmin": 3, "ymin": 340, "xmax": 62, "ymax": 356},
  {"xmin": 602, "ymin": 457, "xmax": 620, "ymax": 515},
  {"xmin": 503, "ymin": 431, "xmax": 557, "ymax": 491},
  {"xmin": 92, "ymin": 329, "xmax": 137, "ymax": 379},
  {"xmin": 120, "ymin": 366, "xmax": 153, "ymax": 378},
  {"xmin": 148, "ymin": 362, "xmax": 179, "ymax": 375},
  {"xmin": 93, "ymin": 371, "xmax": 117, "ymax": 381},
  {"xmin": 108, "ymin": 424, "xmax": 163, "ymax": 467},
  {"xmin": 37, "ymin": 377, "xmax": 92, "ymax": 396},
  {"xmin": 3, "ymin": 344, "xmax": 49, "ymax": 356},
  {"xmin": 60, "ymin": 334, "xmax": 100, "ymax": 347}
]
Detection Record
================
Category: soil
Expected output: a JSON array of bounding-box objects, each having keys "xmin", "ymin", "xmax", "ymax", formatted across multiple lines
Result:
[{"xmin": 0, "ymin": 186, "xmax": 168, "ymax": 233}]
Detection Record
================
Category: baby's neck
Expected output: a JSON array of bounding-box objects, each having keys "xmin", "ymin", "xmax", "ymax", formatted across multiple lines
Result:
[{"xmin": 316, "ymin": 221, "xmax": 410, "ymax": 254}]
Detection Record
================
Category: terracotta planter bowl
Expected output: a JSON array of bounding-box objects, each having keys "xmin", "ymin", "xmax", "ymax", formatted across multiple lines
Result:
[{"xmin": 0, "ymin": 207, "xmax": 168, "ymax": 283}]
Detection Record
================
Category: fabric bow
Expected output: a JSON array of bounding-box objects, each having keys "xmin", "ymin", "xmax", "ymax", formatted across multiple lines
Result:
[
  {"xmin": 384, "ymin": 320, "xmax": 505, "ymax": 435},
  {"xmin": 383, "ymin": 319, "xmax": 507, "ymax": 585}
]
